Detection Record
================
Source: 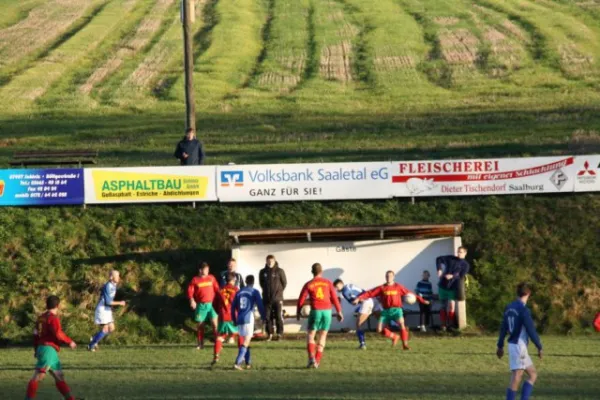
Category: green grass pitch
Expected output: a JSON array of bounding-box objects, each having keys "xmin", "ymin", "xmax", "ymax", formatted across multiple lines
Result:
[{"xmin": 1, "ymin": 335, "xmax": 599, "ymax": 399}]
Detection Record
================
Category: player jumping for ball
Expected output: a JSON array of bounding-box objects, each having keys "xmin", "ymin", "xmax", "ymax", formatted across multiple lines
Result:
[
  {"xmin": 25, "ymin": 295, "xmax": 82, "ymax": 400},
  {"xmin": 232, "ymin": 275, "xmax": 266, "ymax": 370},
  {"xmin": 187, "ymin": 262, "xmax": 220, "ymax": 350},
  {"xmin": 496, "ymin": 282, "xmax": 543, "ymax": 400},
  {"xmin": 88, "ymin": 270, "xmax": 126, "ymax": 351},
  {"xmin": 334, "ymin": 279, "xmax": 377, "ymax": 350},
  {"xmin": 354, "ymin": 270, "xmax": 428, "ymax": 350},
  {"xmin": 297, "ymin": 263, "xmax": 343, "ymax": 369},
  {"xmin": 436, "ymin": 246, "xmax": 469, "ymax": 331},
  {"xmin": 212, "ymin": 273, "xmax": 240, "ymax": 365}
]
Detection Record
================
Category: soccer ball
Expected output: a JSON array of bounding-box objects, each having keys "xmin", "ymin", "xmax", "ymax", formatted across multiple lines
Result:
[
  {"xmin": 404, "ymin": 293, "xmax": 417, "ymax": 305},
  {"xmin": 300, "ymin": 305, "xmax": 311, "ymax": 317}
]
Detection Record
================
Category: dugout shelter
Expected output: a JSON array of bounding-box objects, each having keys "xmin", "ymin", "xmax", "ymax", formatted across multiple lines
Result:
[{"xmin": 229, "ymin": 223, "xmax": 467, "ymax": 332}]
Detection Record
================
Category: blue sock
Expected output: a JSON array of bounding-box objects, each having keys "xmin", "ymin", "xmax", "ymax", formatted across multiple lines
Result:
[
  {"xmin": 506, "ymin": 388, "xmax": 517, "ymax": 400},
  {"xmin": 521, "ymin": 382, "xmax": 534, "ymax": 400},
  {"xmin": 245, "ymin": 347, "xmax": 251, "ymax": 365},
  {"xmin": 356, "ymin": 329, "xmax": 365, "ymax": 344},
  {"xmin": 89, "ymin": 331, "xmax": 108, "ymax": 347},
  {"xmin": 235, "ymin": 346, "xmax": 247, "ymax": 366}
]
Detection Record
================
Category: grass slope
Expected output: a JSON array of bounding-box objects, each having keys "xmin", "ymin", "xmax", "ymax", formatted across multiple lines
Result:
[{"xmin": 0, "ymin": 337, "xmax": 599, "ymax": 399}]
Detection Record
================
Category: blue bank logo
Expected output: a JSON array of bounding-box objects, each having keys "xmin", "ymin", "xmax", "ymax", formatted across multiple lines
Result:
[{"xmin": 221, "ymin": 171, "xmax": 244, "ymax": 187}]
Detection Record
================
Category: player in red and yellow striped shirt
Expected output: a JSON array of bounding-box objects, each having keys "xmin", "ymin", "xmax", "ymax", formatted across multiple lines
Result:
[
  {"xmin": 355, "ymin": 270, "xmax": 428, "ymax": 350},
  {"xmin": 297, "ymin": 263, "xmax": 343, "ymax": 368},
  {"xmin": 25, "ymin": 295, "xmax": 81, "ymax": 400}
]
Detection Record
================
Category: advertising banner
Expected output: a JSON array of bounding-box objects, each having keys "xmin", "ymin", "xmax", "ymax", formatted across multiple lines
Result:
[
  {"xmin": 217, "ymin": 162, "xmax": 391, "ymax": 202},
  {"xmin": 84, "ymin": 167, "xmax": 217, "ymax": 204},
  {"xmin": 390, "ymin": 156, "xmax": 576, "ymax": 197},
  {"xmin": 574, "ymin": 155, "xmax": 600, "ymax": 192},
  {"xmin": 0, "ymin": 169, "xmax": 84, "ymax": 206}
]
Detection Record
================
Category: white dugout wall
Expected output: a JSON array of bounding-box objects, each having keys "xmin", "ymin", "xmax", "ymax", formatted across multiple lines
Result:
[{"xmin": 231, "ymin": 234, "xmax": 464, "ymax": 332}]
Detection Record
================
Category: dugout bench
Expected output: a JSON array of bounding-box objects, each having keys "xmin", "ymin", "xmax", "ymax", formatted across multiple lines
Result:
[{"xmin": 10, "ymin": 150, "xmax": 98, "ymax": 167}]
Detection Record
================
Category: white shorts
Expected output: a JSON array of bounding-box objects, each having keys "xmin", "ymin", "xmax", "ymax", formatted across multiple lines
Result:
[
  {"xmin": 94, "ymin": 307, "xmax": 114, "ymax": 325},
  {"xmin": 238, "ymin": 322, "xmax": 255, "ymax": 338},
  {"xmin": 357, "ymin": 298, "xmax": 375, "ymax": 315},
  {"xmin": 508, "ymin": 343, "xmax": 533, "ymax": 371}
]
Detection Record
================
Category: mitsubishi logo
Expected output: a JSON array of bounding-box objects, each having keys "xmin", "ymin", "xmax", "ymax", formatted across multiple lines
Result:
[{"xmin": 578, "ymin": 161, "xmax": 596, "ymax": 176}]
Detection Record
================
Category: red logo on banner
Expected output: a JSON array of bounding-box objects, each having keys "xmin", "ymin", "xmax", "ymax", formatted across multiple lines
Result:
[{"xmin": 577, "ymin": 161, "xmax": 596, "ymax": 176}]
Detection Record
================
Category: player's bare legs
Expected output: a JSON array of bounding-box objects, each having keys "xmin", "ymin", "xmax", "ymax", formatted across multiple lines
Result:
[
  {"xmin": 306, "ymin": 330, "xmax": 317, "ymax": 368},
  {"xmin": 26, "ymin": 370, "xmax": 78, "ymax": 400},
  {"xmin": 377, "ymin": 319, "xmax": 400, "ymax": 347},
  {"xmin": 396, "ymin": 317, "xmax": 410, "ymax": 350},
  {"xmin": 509, "ymin": 369, "xmax": 524, "ymax": 392}
]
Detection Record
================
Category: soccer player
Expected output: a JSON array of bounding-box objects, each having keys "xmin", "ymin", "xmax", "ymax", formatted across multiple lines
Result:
[
  {"xmin": 25, "ymin": 295, "xmax": 81, "ymax": 400},
  {"xmin": 354, "ymin": 270, "xmax": 428, "ymax": 350},
  {"xmin": 212, "ymin": 272, "xmax": 240, "ymax": 365},
  {"xmin": 594, "ymin": 312, "xmax": 600, "ymax": 332},
  {"xmin": 88, "ymin": 270, "xmax": 126, "ymax": 351},
  {"xmin": 232, "ymin": 275, "xmax": 266, "ymax": 370},
  {"xmin": 187, "ymin": 262, "xmax": 220, "ymax": 349},
  {"xmin": 496, "ymin": 283, "xmax": 543, "ymax": 400},
  {"xmin": 333, "ymin": 279, "xmax": 374, "ymax": 350},
  {"xmin": 297, "ymin": 263, "xmax": 343, "ymax": 368},
  {"xmin": 436, "ymin": 246, "xmax": 470, "ymax": 331}
]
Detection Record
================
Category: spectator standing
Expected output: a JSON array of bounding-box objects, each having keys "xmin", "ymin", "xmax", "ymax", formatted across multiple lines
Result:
[
  {"xmin": 259, "ymin": 255, "xmax": 287, "ymax": 341},
  {"xmin": 174, "ymin": 128, "xmax": 205, "ymax": 165},
  {"xmin": 415, "ymin": 270, "xmax": 434, "ymax": 332},
  {"xmin": 220, "ymin": 258, "xmax": 245, "ymax": 289}
]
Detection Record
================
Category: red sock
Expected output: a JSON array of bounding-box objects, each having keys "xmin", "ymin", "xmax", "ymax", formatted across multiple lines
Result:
[
  {"xmin": 214, "ymin": 337, "xmax": 223, "ymax": 356},
  {"xmin": 307, "ymin": 342, "xmax": 316, "ymax": 358},
  {"xmin": 440, "ymin": 310, "xmax": 447, "ymax": 326},
  {"xmin": 382, "ymin": 327, "xmax": 395, "ymax": 339},
  {"xmin": 197, "ymin": 325, "xmax": 204, "ymax": 345},
  {"xmin": 448, "ymin": 311, "xmax": 456, "ymax": 326},
  {"xmin": 315, "ymin": 349, "xmax": 324, "ymax": 363},
  {"xmin": 237, "ymin": 335, "xmax": 244, "ymax": 348},
  {"xmin": 26, "ymin": 379, "xmax": 38, "ymax": 399},
  {"xmin": 56, "ymin": 380, "xmax": 73, "ymax": 400},
  {"xmin": 401, "ymin": 328, "xmax": 409, "ymax": 342},
  {"xmin": 594, "ymin": 312, "xmax": 600, "ymax": 332}
]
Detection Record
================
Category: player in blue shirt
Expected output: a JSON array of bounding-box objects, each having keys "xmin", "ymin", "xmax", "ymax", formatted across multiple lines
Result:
[
  {"xmin": 232, "ymin": 275, "xmax": 266, "ymax": 370},
  {"xmin": 334, "ymin": 279, "xmax": 378, "ymax": 350},
  {"xmin": 497, "ymin": 283, "xmax": 543, "ymax": 400},
  {"xmin": 88, "ymin": 270, "xmax": 126, "ymax": 351}
]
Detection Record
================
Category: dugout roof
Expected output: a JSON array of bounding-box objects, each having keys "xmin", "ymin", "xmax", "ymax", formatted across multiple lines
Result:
[{"xmin": 229, "ymin": 223, "xmax": 463, "ymax": 245}]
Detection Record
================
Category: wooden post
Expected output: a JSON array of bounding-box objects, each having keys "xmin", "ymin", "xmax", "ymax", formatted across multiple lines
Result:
[{"xmin": 182, "ymin": 0, "xmax": 196, "ymax": 132}]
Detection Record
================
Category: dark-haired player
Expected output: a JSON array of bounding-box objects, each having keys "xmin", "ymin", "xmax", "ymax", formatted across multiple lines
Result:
[
  {"xmin": 297, "ymin": 263, "xmax": 343, "ymax": 368},
  {"xmin": 354, "ymin": 270, "xmax": 428, "ymax": 350},
  {"xmin": 187, "ymin": 262, "xmax": 220, "ymax": 349},
  {"xmin": 436, "ymin": 246, "xmax": 470, "ymax": 330},
  {"xmin": 334, "ymin": 279, "xmax": 376, "ymax": 349},
  {"xmin": 25, "ymin": 295, "xmax": 82, "ymax": 400},
  {"xmin": 232, "ymin": 275, "xmax": 266, "ymax": 370},
  {"xmin": 212, "ymin": 273, "xmax": 239, "ymax": 365},
  {"xmin": 497, "ymin": 283, "xmax": 543, "ymax": 400}
]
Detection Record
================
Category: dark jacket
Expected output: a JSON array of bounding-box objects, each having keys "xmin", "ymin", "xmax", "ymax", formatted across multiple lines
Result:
[
  {"xmin": 436, "ymin": 255, "xmax": 470, "ymax": 291},
  {"xmin": 259, "ymin": 263, "xmax": 287, "ymax": 303},
  {"xmin": 174, "ymin": 138, "xmax": 204, "ymax": 165},
  {"xmin": 219, "ymin": 270, "xmax": 245, "ymax": 289}
]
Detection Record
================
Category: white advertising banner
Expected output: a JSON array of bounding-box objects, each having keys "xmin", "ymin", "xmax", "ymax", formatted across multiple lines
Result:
[
  {"xmin": 217, "ymin": 162, "xmax": 391, "ymax": 202},
  {"xmin": 574, "ymin": 155, "xmax": 600, "ymax": 192},
  {"xmin": 390, "ymin": 156, "xmax": 576, "ymax": 197},
  {"xmin": 84, "ymin": 166, "xmax": 217, "ymax": 204}
]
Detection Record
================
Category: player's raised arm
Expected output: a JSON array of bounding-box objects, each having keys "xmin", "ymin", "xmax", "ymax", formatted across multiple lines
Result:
[
  {"xmin": 356, "ymin": 285, "xmax": 382, "ymax": 304},
  {"xmin": 523, "ymin": 308, "xmax": 543, "ymax": 351}
]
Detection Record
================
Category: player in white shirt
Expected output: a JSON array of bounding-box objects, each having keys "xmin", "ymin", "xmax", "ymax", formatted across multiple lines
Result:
[{"xmin": 88, "ymin": 270, "xmax": 126, "ymax": 351}]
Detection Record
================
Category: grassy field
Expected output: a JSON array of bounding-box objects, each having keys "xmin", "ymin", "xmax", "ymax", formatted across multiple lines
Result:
[{"xmin": 1, "ymin": 336, "xmax": 599, "ymax": 399}]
